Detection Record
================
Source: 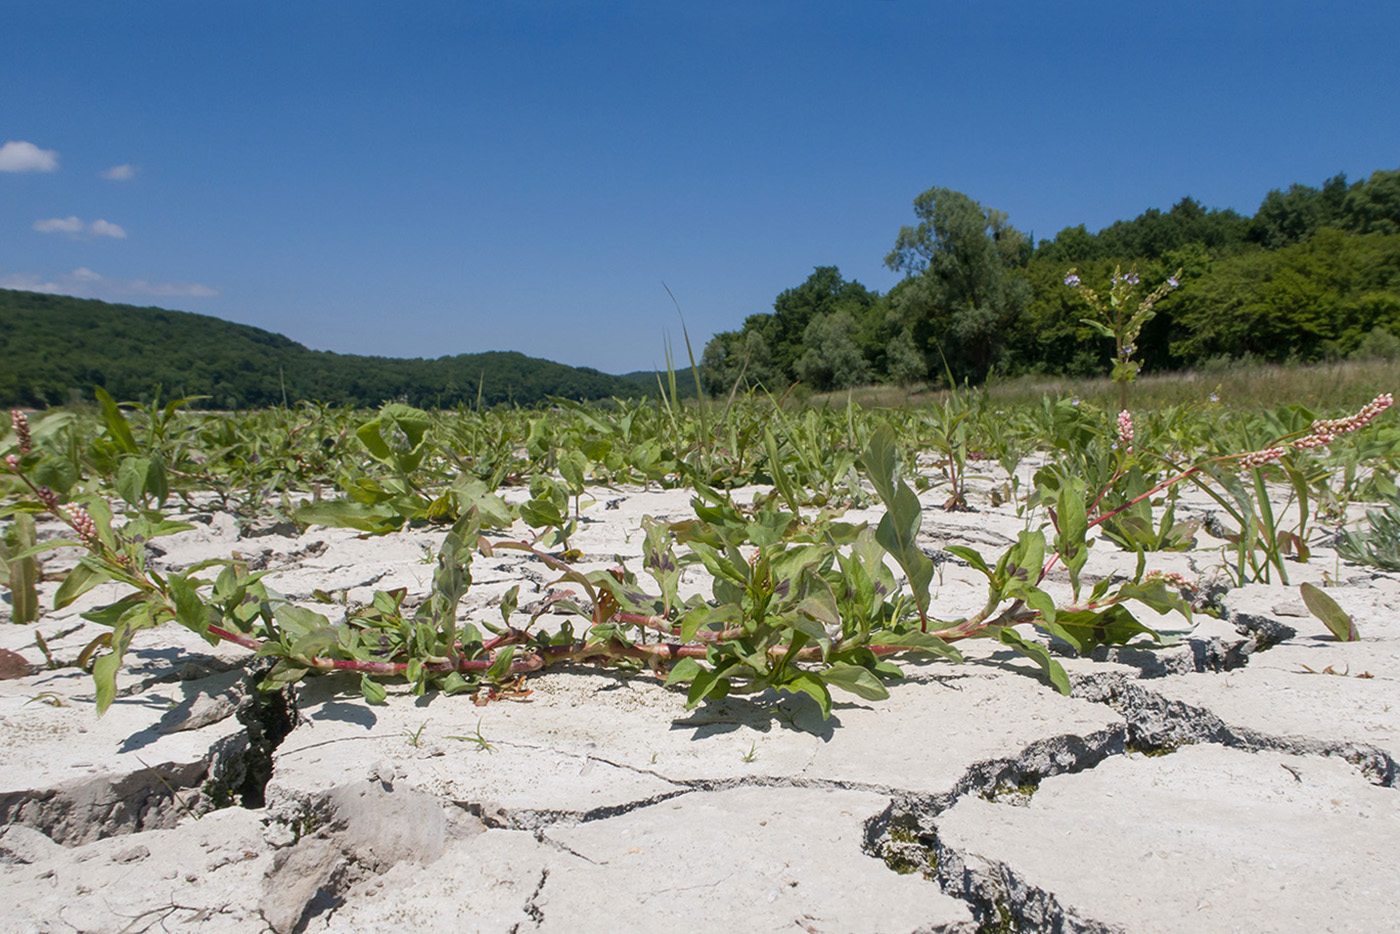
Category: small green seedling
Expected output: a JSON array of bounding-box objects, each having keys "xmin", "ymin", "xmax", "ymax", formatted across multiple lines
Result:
[{"xmin": 446, "ymin": 718, "xmax": 495, "ymax": 753}]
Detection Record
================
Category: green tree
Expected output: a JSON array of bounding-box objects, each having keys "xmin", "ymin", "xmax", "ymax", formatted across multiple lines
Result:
[
  {"xmin": 1343, "ymin": 167, "xmax": 1400, "ymax": 235},
  {"xmin": 883, "ymin": 325, "xmax": 925, "ymax": 387},
  {"xmin": 1249, "ymin": 174, "xmax": 1348, "ymax": 248},
  {"xmin": 700, "ymin": 329, "xmax": 778, "ymax": 395},
  {"xmin": 794, "ymin": 310, "xmax": 870, "ymax": 391},
  {"xmin": 886, "ymin": 187, "xmax": 1032, "ymax": 382},
  {"xmin": 767, "ymin": 267, "xmax": 878, "ymax": 381}
]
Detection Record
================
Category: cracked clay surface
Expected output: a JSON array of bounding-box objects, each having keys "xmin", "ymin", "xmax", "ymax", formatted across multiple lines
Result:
[{"xmin": 1, "ymin": 470, "xmax": 1398, "ymax": 933}]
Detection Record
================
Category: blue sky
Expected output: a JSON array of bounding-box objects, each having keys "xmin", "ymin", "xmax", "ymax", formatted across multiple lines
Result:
[{"xmin": 3, "ymin": 1, "xmax": 1398, "ymax": 373}]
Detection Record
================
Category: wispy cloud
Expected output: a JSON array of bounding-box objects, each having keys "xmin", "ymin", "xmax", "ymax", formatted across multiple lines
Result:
[
  {"xmin": 0, "ymin": 141, "xmax": 59, "ymax": 173},
  {"xmin": 33, "ymin": 216, "xmax": 128, "ymax": 239},
  {"xmin": 88, "ymin": 219, "xmax": 127, "ymax": 239},
  {"xmin": 100, "ymin": 163, "xmax": 137, "ymax": 180},
  {"xmin": 0, "ymin": 267, "xmax": 217, "ymax": 300}
]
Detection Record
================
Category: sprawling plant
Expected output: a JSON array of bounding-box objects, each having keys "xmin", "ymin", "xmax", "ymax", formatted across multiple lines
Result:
[{"xmin": 0, "ymin": 387, "xmax": 1394, "ymax": 721}]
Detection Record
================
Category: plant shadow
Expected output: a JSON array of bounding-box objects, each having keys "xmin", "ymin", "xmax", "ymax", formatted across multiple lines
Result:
[{"xmin": 669, "ymin": 689, "xmax": 841, "ymax": 742}]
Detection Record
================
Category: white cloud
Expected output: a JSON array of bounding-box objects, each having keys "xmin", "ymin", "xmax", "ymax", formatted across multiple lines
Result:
[
  {"xmin": 32, "ymin": 216, "xmax": 128, "ymax": 239},
  {"xmin": 0, "ymin": 140, "xmax": 59, "ymax": 173},
  {"xmin": 33, "ymin": 216, "xmax": 85, "ymax": 235},
  {"xmin": 87, "ymin": 219, "xmax": 127, "ymax": 239},
  {"xmin": 100, "ymin": 163, "xmax": 136, "ymax": 180},
  {"xmin": 0, "ymin": 267, "xmax": 217, "ymax": 300}
]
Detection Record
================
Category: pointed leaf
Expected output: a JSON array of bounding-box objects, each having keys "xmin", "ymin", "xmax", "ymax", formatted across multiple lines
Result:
[
  {"xmin": 820, "ymin": 663, "xmax": 890, "ymax": 701},
  {"xmin": 997, "ymin": 628, "xmax": 1071, "ymax": 695},
  {"xmin": 1300, "ymin": 582, "xmax": 1359, "ymax": 642}
]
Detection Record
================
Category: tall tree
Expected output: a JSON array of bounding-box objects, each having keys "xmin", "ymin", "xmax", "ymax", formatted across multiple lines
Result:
[
  {"xmin": 1343, "ymin": 167, "xmax": 1400, "ymax": 235},
  {"xmin": 794, "ymin": 310, "xmax": 870, "ymax": 391},
  {"xmin": 885, "ymin": 187, "xmax": 1031, "ymax": 382},
  {"xmin": 767, "ymin": 266, "xmax": 877, "ymax": 380},
  {"xmin": 1249, "ymin": 174, "xmax": 1349, "ymax": 248}
]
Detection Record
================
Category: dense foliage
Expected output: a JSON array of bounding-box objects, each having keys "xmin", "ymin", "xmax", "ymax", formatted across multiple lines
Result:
[
  {"xmin": 2, "ymin": 386, "xmax": 1394, "ymax": 719},
  {"xmin": 0, "ymin": 289, "xmax": 647, "ymax": 409},
  {"xmin": 702, "ymin": 167, "xmax": 1400, "ymax": 394}
]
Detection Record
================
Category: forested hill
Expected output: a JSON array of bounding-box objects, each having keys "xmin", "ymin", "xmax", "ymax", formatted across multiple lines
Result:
[{"xmin": 0, "ymin": 290, "xmax": 645, "ymax": 409}]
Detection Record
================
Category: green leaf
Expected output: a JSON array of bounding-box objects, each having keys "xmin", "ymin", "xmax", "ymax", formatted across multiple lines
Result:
[
  {"xmin": 997, "ymin": 628, "xmax": 1071, "ymax": 695},
  {"xmin": 1055, "ymin": 477, "xmax": 1089, "ymax": 598},
  {"xmin": 165, "ymin": 573, "xmax": 209, "ymax": 634},
  {"xmin": 663, "ymin": 657, "xmax": 704, "ymax": 686},
  {"xmin": 1041, "ymin": 605, "xmax": 1160, "ymax": 655},
  {"xmin": 776, "ymin": 671, "xmax": 832, "ymax": 719},
  {"xmin": 862, "ymin": 428, "xmax": 934, "ymax": 616},
  {"xmin": 685, "ymin": 667, "xmax": 730, "ymax": 708},
  {"xmin": 289, "ymin": 626, "xmax": 342, "ymax": 659},
  {"xmin": 274, "ymin": 603, "xmax": 331, "ymax": 639},
  {"xmin": 296, "ymin": 500, "xmax": 402, "ymax": 534},
  {"xmin": 92, "ymin": 651, "xmax": 121, "ymax": 716},
  {"xmin": 499, "ymin": 584, "xmax": 520, "ymax": 628},
  {"xmin": 1299, "ymin": 582, "xmax": 1359, "ymax": 642},
  {"xmin": 360, "ymin": 673, "xmax": 388, "ymax": 705},
  {"xmin": 763, "ymin": 428, "xmax": 804, "ymax": 516},
  {"xmin": 869, "ymin": 629, "xmax": 964, "ymax": 662},
  {"xmin": 94, "ymin": 387, "xmax": 139, "ymax": 455},
  {"xmin": 486, "ymin": 646, "xmax": 516, "ymax": 680},
  {"xmin": 820, "ymin": 663, "xmax": 890, "ymax": 701},
  {"xmin": 54, "ymin": 559, "xmax": 107, "ymax": 609},
  {"xmin": 115, "ymin": 457, "xmax": 153, "ymax": 506},
  {"xmin": 945, "ymin": 545, "xmax": 992, "ymax": 578}
]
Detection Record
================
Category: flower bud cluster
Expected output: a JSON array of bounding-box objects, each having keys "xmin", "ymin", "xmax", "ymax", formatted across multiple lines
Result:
[
  {"xmin": 10, "ymin": 410, "xmax": 32, "ymax": 454},
  {"xmin": 1302, "ymin": 393, "xmax": 1393, "ymax": 446},
  {"xmin": 1144, "ymin": 570, "xmax": 1196, "ymax": 591},
  {"xmin": 35, "ymin": 486, "xmax": 61, "ymax": 512},
  {"xmin": 67, "ymin": 506, "xmax": 100, "ymax": 549},
  {"xmin": 1236, "ymin": 394, "xmax": 1392, "ymax": 469},
  {"xmin": 1238, "ymin": 446, "xmax": 1287, "ymax": 469},
  {"xmin": 4, "ymin": 454, "xmax": 18, "ymax": 473},
  {"xmin": 1116, "ymin": 409, "xmax": 1134, "ymax": 450}
]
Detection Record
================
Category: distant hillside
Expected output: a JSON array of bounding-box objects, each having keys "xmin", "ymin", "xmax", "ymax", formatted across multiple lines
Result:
[
  {"xmin": 616, "ymin": 369, "xmax": 704, "ymax": 399},
  {"xmin": 0, "ymin": 289, "xmax": 648, "ymax": 409}
]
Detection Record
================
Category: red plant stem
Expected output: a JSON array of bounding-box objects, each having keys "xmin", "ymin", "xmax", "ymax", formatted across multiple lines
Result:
[
  {"xmin": 1039, "ymin": 461, "xmax": 1211, "ymax": 585},
  {"xmin": 610, "ymin": 612, "xmax": 746, "ymax": 642},
  {"xmin": 206, "ymin": 624, "xmax": 262, "ymax": 651},
  {"xmin": 200, "ymin": 623, "xmax": 978, "ymax": 678}
]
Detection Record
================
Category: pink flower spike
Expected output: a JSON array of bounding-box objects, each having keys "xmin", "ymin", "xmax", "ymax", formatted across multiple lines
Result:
[
  {"xmin": 1239, "ymin": 446, "xmax": 1286, "ymax": 470},
  {"xmin": 1116, "ymin": 410, "xmax": 1134, "ymax": 450},
  {"xmin": 67, "ymin": 506, "xmax": 100, "ymax": 548},
  {"xmin": 35, "ymin": 486, "xmax": 61, "ymax": 512},
  {"xmin": 10, "ymin": 411, "xmax": 32, "ymax": 454}
]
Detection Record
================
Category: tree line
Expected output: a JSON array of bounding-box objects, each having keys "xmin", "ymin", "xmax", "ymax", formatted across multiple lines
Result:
[
  {"xmin": 0, "ymin": 290, "xmax": 647, "ymax": 409},
  {"xmin": 701, "ymin": 167, "xmax": 1400, "ymax": 394}
]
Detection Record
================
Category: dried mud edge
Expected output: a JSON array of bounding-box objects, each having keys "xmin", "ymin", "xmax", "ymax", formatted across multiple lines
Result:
[
  {"xmin": 859, "ymin": 623, "xmax": 1399, "ymax": 934},
  {"xmin": 0, "ymin": 658, "xmax": 298, "ymax": 846},
  {"xmin": 5, "ymin": 622, "xmax": 1398, "ymax": 934}
]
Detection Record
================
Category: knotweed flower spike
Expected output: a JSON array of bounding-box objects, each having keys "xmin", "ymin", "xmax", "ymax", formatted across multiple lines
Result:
[
  {"xmin": 1236, "ymin": 394, "xmax": 1393, "ymax": 468},
  {"xmin": 66, "ymin": 505, "xmax": 100, "ymax": 549},
  {"xmin": 1143, "ymin": 570, "xmax": 1196, "ymax": 592},
  {"xmin": 1117, "ymin": 409, "xmax": 1134, "ymax": 451},
  {"xmin": 1237, "ymin": 446, "xmax": 1288, "ymax": 469},
  {"xmin": 4, "ymin": 454, "xmax": 18, "ymax": 472},
  {"xmin": 10, "ymin": 410, "xmax": 32, "ymax": 454}
]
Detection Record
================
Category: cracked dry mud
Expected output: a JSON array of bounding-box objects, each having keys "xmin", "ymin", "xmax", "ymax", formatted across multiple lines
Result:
[{"xmin": 2, "ymin": 470, "xmax": 1398, "ymax": 933}]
